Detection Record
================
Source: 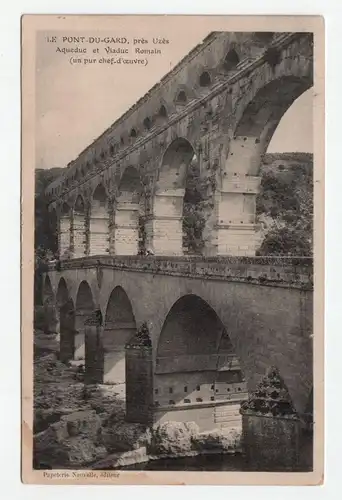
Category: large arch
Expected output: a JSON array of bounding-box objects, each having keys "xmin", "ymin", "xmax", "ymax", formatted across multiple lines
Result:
[
  {"xmin": 42, "ymin": 275, "xmax": 54, "ymax": 305},
  {"xmin": 59, "ymin": 203, "xmax": 71, "ymax": 259},
  {"xmin": 217, "ymin": 72, "xmax": 313, "ymax": 256},
  {"xmin": 73, "ymin": 195, "xmax": 86, "ymax": 259},
  {"xmin": 114, "ymin": 167, "xmax": 142, "ymax": 255},
  {"xmin": 148, "ymin": 138, "xmax": 196, "ymax": 256},
  {"xmin": 75, "ymin": 280, "xmax": 95, "ymax": 361},
  {"xmin": 154, "ymin": 294, "xmax": 248, "ymax": 431},
  {"xmin": 103, "ymin": 286, "xmax": 137, "ymax": 384},
  {"xmin": 89, "ymin": 184, "xmax": 109, "ymax": 256}
]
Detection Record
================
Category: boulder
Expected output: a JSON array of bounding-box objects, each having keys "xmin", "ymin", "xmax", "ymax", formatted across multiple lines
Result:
[
  {"xmin": 192, "ymin": 427, "xmax": 241, "ymax": 453},
  {"xmin": 34, "ymin": 409, "xmax": 107, "ymax": 468},
  {"xmin": 149, "ymin": 421, "xmax": 199, "ymax": 456},
  {"xmin": 102, "ymin": 421, "xmax": 150, "ymax": 453}
]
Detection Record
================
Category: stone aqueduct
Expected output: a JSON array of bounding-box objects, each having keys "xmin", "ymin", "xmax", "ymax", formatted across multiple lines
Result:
[{"xmin": 42, "ymin": 31, "xmax": 314, "ymax": 428}]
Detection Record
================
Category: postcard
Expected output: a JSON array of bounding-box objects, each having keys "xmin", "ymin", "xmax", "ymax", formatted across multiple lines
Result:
[{"xmin": 21, "ymin": 14, "xmax": 324, "ymax": 485}]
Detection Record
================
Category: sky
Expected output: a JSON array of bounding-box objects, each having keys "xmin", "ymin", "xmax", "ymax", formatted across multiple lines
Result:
[{"xmin": 35, "ymin": 26, "xmax": 312, "ymax": 170}]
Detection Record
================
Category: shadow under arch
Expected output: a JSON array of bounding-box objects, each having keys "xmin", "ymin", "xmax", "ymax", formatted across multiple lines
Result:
[
  {"xmin": 89, "ymin": 184, "xmax": 109, "ymax": 256},
  {"xmin": 75, "ymin": 280, "xmax": 95, "ymax": 362},
  {"xmin": 59, "ymin": 202, "xmax": 72, "ymax": 260},
  {"xmin": 154, "ymin": 294, "xmax": 248, "ymax": 432},
  {"xmin": 150, "ymin": 138, "xmax": 199, "ymax": 256},
  {"xmin": 56, "ymin": 277, "xmax": 69, "ymax": 306},
  {"xmin": 115, "ymin": 166, "xmax": 142, "ymax": 255},
  {"xmin": 103, "ymin": 286, "xmax": 137, "ymax": 384},
  {"xmin": 42, "ymin": 275, "xmax": 54, "ymax": 305},
  {"xmin": 73, "ymin": 195, "xmax": 86, "ymax": 259}
]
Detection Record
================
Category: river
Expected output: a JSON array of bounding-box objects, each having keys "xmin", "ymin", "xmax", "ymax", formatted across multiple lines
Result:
[{"xmin": 117, "ymin": 433, "xmax": 313, "ymax": 472}]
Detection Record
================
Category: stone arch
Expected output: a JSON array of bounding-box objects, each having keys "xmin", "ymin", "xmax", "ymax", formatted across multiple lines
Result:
[
  {"xmin": 143, "ymin": 117, "xmax": 152, "ymax": 131},
  {"xmin": 89, "ymin": 184, "xmax": 109, "ymax": 256},
  {"xmin": 130, "ymin": 127, "xmax": 137, "ymax": 139},
  {"xmin": 75, "ymin": 280, "xmax": 95, "ymax": 362},
  {"xmin": 148, "ymin": 138, "xmax": 196, "ymax": 256},
  {"xmin": 154, "ymin": 294, "xmax": 247, "ymax": 430},
  {"xmin": 199, "ymin": 70, "xmax": 211, "ymax": 87},
  {"xmin": 175, "ymin": 90, "xmax": 187, "ymax": 105},
  {"xmin": 155, "ymin": 102, "xmax": 169, "ymax": 127},
  {"xmin": 59, "ymin": 202, "xmax": 72, "ymax": 259},
  {"xmin": 223, "ymin": 48, "xmax": 240, "ymax": 71},
  {"xmin": 103, "ymin": 286, "xmax": 137, "ymax": 384},
  {"xmin": 73, "ymin": 195, "xmax": 86, "ymax": 258},
  {"xmin": 114, "ymin": 166, "xmax": 142, "ymax": 255},
  {"xmin": 56, "ymin": 277, "xmax": 69, "ymax": 307},
  {"xmin": 217, "ymin": 73, "xmax": 313, "ymax": 256},
  {"xmin": 158, "ymin": 104, "xmax": 167, "ymax": 118},
  {"xmin": 234, "ymin": 75, "xmax": 312, "ymax": 159},
  {"xmin": 42, "ymin": 275, "xmax": 54, "ymax": 305}
]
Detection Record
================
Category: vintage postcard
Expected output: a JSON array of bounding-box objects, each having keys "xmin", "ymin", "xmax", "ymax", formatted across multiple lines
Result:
[{"xmin": 21, "ymin": 14, "xmax": 324, "ymax": 485}]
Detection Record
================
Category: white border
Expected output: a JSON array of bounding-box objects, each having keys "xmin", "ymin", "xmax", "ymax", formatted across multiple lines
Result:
[{"xmin": 0, "ymin": 0, "xmax": 339, "ymax": 498}]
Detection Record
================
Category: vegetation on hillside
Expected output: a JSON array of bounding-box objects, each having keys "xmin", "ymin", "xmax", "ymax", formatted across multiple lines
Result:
[
  {"xmin": 182, "ymin": 158, "xmax": 207, "ymax": 254},
  {"xmin": 256, "ymin": 153, "xmax": 313, "ymax": 256}
]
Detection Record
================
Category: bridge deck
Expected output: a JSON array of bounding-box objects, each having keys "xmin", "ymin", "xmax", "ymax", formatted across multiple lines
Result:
[{"xmin": 45, "ymin": 255, "xmax": 313, "ymax": 289}]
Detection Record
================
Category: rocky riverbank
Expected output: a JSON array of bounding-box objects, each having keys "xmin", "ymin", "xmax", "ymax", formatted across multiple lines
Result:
[{"xmin": 33, "ymin": 332, "xmax": 242, "ymax": 470}]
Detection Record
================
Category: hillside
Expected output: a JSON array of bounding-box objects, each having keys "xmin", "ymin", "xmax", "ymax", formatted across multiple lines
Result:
[{"xmin": 256, "ymin": 153, "xmax": 313, "ymax": 256}]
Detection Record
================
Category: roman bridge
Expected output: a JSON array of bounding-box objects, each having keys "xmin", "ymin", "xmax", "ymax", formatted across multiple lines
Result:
[
  {"xmin": 42, "ymin": 256, "xmax": 313, "ymax": 429},
  {"xmin": 41, "ymin": 31, "xmax": 314, "ymax": 431}
]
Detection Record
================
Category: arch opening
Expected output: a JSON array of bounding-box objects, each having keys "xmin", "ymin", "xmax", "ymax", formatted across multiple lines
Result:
[
  {"xmin": 154, "ymin": 295, "xmax": 247, "ymax": 431},
  {"xmin": 223, "ymin": 49, "xmax": 239, "ymax": 71},
  {"xmin": 73, "ymin": 195, "xmax": 86, "ymax": 258},
  {"xmin": 103, "ymin": 286, "xmax": 137, "ymax": 384},
  {"xmin": 199, "ymin": 71, "xmax": 211, "ymax": 87},
  {"xmin": 114, "ymin": 167, "xmax": 142, "ymax": 255},
  {"xmin": 143, "ymin": 117, "xmax": 152, "ymax": 130},
  {"xmin": 218, "ymin": 73, "xmax": 313, "ymax": 256},
  {"xmin": 176, "ymin": 90, "xmax": 187, "ymax": 104},
  {"xmin": 158, "ymin": 105, "xmax": 167, "ymax": 118},
  {"xmin": 75, "ymin": 281, "xmax": 95, "ymax": 363},
  {"xmin": 43, "ymin": 275, "xmax": 54, "ymax": 306},
  {"xmin": 256, "ymin": 88, "xmax": 313, "ymax": 257},
  {"xmin": 149, "ymin": 138, "xmax": 202, "ymax": 256},
  {"xmin": 89, "ymin": 184, "xmax": 109, "ymax": 256},
  {"xmin": 59, "ymin": 203, "xmax": 71, "ymax": 260}
]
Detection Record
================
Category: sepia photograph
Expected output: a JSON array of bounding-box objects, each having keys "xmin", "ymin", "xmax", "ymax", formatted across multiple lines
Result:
[{"xmin": 21, "ymin": 14, "xmax": 324, "ymax": 485}]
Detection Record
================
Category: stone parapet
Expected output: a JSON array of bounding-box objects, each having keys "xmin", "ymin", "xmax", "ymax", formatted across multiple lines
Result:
[{"xmin": 46, "ymin": 255, "xmax": 313, "ymax": 289}]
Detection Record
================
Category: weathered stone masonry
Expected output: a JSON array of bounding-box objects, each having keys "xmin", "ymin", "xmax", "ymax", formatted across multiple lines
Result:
[
  {"xmin": 42, "ymin": 31, "xmax": 314, "ymax": 435},
  {"xmin": 46, "ymin": 31, "xmax": 313, "ymax": 258},
  {"xmin": 43, "ymin": 256, "xmax": 313, "ymax": 424}
]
